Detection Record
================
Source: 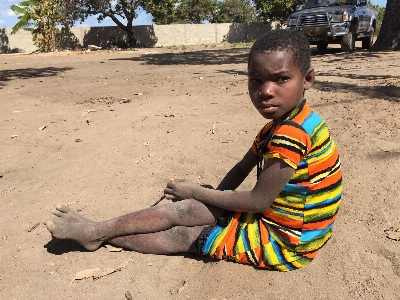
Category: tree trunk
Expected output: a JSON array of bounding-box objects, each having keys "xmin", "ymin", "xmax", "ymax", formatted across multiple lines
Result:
[
  {"xmin": 125, "ymin": 16, "xmax": 137, "ymax": 47},
  {"xmin": 372, "ymin": 0, "xmax": 400, "ymax": 51},
  {"xmin": 108, "ymin": 14, "xmax": 137, "ymax": 47},
  {"xmin": 125, "ymin": 21, "xmax": 137, "ymax": 47},
  {"xmin": 126, "ymin": 29, "xmax": 137, "ymax": 47}
]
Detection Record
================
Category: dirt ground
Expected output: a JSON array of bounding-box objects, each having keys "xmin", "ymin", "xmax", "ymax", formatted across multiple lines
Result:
[{"xmin": 1, "ymin": 41, "xmax": 400, "ymax": 300}]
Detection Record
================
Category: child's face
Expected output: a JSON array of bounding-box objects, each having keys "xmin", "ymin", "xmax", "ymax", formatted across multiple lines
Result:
[{"xmin": 248, "ymin": 50, "xmax": 314, "ymax": 124}]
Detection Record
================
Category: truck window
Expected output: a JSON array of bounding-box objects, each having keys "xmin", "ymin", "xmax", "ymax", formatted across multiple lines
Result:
[{"xmin": 305, "ymin": 0, "xmax": 354, "ymax": 8}]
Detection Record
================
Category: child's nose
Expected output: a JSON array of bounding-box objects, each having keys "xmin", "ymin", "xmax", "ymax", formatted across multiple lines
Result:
[{"xmin": 259, "ymin": 82, "xmax": 274, "ymax": 97}]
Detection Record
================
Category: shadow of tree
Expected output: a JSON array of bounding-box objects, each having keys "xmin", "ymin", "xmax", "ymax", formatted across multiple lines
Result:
[
  {"xmin": 56, "ymin": 25, "xmax": 158, "ymax": 50},
  {"xmin": 224, "ymin": 23, "xmax": 274, "ymax": 43},
  {"xmin": 108, "ymin": 46, "xmax": 399, "ymax": 103},
  {"xmin": 109, "ymin": 47, "xmax": 250, "ymax": 65},
  {"xmin": 0, "ymin": 28, "xmax": 25, "ymax": 53},
  {"xmin": 313, "ymin": 74, "xmax": 399, "ymax": 102},
  {"xmin": 135, "ymin": 25, "xmax": 157, "ymax": 47},
  {"xmin": 0, "ymin": 67, "xmax": 73, "ymax": 89},
  {"xmin": 81, "ymin": 26, "xmax": 158, "ymax": 49},
  {"xmin": 0, "ymin": 29, "xmax": 21, "ymax": 54},
  {"xmin": 311, "ymin": 47, "xmax": 343, "ymax": 56},
  {"xmin": 83, "ymin": 27, "xmax": 125, "ymax": 48},
  {"xmin": 368, "ymin": 151, "xmax": 400, "ymax": 160},
  {"xmin": 310, "ymin": 50, "xmax": 399, "ymax": 102},
  {"xmin": 108, "ymin": 45, "xmax": 385, "ymax": 66},
  {"xmin": 0, "ymin": 28, "xmax": 10, "ymax": 53},
  {"xmin": 311, "ymin": 48, "xmax": 387, "ymax": 62},
  {"xmin": 59, "ymin": 27, "xmax": 80, "ymax": 50}
]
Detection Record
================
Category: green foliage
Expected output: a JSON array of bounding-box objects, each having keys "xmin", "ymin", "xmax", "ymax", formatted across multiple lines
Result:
[
  {"xmin": 142, "ymin": 0, "xmax": 178, "ymax": 24},
  {"xmin": 210, "ymin": 0, "xmax": 261, "ymax": 23},
  {"xmin": 116, "ymin": 39, "xmax": 129, "ymax": 48},
  {"xmin": 10, "ymin": 0, "xmax": 37, "ymax": 34},
  {"xmin": 253, "ymin": 0, "xmax": 302, "ymax": 24},
  {"xmin": 370, "ymin": 4, "xmax": 385, "ymax": 35},
  {"xmin": 174, "ymin": 0, "xmax": 218, "ymax": 24},
  {"xmin": 64, "ymin": 0, "xmax": 143, "ymax": 45},
  {"xmin": 11, "ymin": 0, "xmax": 66, "ymax": 52},
  {"xmin": 148, "ymin": 0, "xmax": 261, "ymax": 24},
  {"xmin": 65, "ymin": 0, "xmax": 186, "ymax": 44},
  {"xmin": 147, "ymin": 0, "xmax": 218, "ymax": 24},
  {"xmin": 167, "ymin": 45, "xmax": 179, "ymax": 51},
  {"xmin": 229, "ymin": 41, "xmax": 253, "ymax": 47}
]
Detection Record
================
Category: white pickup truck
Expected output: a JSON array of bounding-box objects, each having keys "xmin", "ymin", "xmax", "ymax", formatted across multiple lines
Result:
[{"xmin": 286, "ymin": 0, "xmax": 378, "ymax": 51}]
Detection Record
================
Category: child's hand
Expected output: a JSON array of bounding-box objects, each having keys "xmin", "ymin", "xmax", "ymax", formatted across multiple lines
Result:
[{"xmin": 164, "ymin": 179, "xmax": 198, "ymax": 201}]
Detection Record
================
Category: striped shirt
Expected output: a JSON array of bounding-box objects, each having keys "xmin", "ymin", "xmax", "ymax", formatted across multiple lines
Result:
[{"xmin": 203, "ymin": 100, "xmax": 342, "ymax": 271}]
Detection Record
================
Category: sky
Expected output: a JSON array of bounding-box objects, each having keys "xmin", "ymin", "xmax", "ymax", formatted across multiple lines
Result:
[{"xmin": 0, "ymin": 0, "xmax": 387, "ymax": 29}]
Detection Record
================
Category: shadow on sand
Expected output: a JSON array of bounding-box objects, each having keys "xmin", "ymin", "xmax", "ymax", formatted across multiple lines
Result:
[{"xmin": 0, "ymin": 67, "xmax": 73, "ymax": 89}]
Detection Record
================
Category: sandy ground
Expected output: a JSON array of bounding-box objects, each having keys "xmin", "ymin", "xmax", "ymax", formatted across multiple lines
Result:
[{"xmin": 1, "ymin": 42, "xmax": 400, "ymax": 300}]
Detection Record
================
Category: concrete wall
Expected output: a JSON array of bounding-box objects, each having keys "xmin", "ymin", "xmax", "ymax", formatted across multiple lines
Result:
[
  {"xmin": 0, "ymin": 28, "xmax": 38, "ymax": 53},
  {"xmin": 0, "ymin": 22, "xmax": 279, "ymax": 53}
]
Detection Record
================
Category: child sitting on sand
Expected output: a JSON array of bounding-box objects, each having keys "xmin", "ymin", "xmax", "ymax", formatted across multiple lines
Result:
[{"xmin": 44, "ymin": 29, "xmax": 342, "ymax": 271}]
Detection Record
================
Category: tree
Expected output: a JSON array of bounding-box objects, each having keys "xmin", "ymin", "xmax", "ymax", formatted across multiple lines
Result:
[
  {"xmin": 146, "ymin": 0, "xmax": 219, "ymax": 24},
  {"xmin": 10, "ymin": 0, "xmax": 37, "ymax": 34},
  {"xmin": 141, "ymin": 0, "xmax": 178, "ymax": 25},
  {"xmin": 11, "ymin": 0, "xmax": 67, "ymax": 52},
  {"xmin": 372, "ymin": 0, "xmax": 400, "ymax": 51},
  {"xmin": 369, "ymin": 3, "xmax": 385, "ymax": 35},
  {"xmin": 174, "ymin": 0, "xmax": 218, "ymax": 24},
  {"xmin": 64, "ymin": 0, "xmax": 140, "ymax": 46},
  {"xmin": 210, "ymin": 0, "xmax": 261, "ymax": 23},
  {"xmin": 65, "ymin": 0, "xmax": 178, "ymax": 46},
  {"xmin": 253, "ymin": 0, "xmax": 302, "ymax": 24}
]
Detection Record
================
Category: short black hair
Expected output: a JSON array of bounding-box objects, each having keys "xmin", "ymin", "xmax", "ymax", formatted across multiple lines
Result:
[{"xmin": 249, "ymin": 29, "xmax": 311, "ymax": 75}]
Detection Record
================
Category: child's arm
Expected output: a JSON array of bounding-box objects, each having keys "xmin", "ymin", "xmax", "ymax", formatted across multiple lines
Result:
[
  {"xmin": 165, "ymin": 157, "xmax": 295, "ymax": 213},
  {"xmin": 216, "ymin": 148, "xmax": 257, "ymax": 191}
]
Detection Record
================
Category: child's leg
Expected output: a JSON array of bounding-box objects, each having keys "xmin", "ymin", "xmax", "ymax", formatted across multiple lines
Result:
[
  {"xmin": 44, "ymin": 199, "xmax": 223, "ymax": 252},
  {"xmin": 107, "ymin": 226, "xmax": 206, "ymax": 254}
]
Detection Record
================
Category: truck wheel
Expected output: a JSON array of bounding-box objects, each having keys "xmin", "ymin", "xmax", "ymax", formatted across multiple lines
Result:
[
  {"xmin": 341, "ymin": 26, "xmax": 356, "ymax": 52},
  {"xmin": 362, "ymin": 27, "xmax": 374, "ymax": 49},
  {"xmin": 317, "ymin": 42, "xmax": 328, "ymax": 51}
]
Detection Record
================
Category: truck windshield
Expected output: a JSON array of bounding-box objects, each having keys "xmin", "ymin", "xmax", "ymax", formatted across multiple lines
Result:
[{"xmin": 305, "ymin": 0, "xmax": 355, "ymax": 8}]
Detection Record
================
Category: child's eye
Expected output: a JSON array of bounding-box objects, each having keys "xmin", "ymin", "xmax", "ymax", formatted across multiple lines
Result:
[
  {"xmin": 277, "ymin": 76, "xmax": 290, "ymax": 82},
  {"xmin": 249, "ymin": 78, "xmax": 261, "ymax": 83}
]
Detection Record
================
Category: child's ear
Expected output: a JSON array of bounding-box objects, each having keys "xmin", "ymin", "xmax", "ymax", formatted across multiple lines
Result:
[{"xmin": 303, "ymin": 68, "xmax": 315, "ymax": 90}]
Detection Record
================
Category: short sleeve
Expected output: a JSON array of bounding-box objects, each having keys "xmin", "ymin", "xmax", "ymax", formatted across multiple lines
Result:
[
  {"xmin": 266, "ymin": 122, "xmax": 310, "ymax": 169},
  {"xmin": 251, "ymin": 122, "xmax": 274, "ymax": 155}
]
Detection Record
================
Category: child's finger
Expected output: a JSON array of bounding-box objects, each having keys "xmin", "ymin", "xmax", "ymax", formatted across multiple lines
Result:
[{"xmin": 172, "ymin": 178, "xmax": 185, "ymax": 182}]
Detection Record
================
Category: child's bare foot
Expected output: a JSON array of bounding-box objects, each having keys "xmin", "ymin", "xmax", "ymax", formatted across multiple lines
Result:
[
  {"xmin": 51, "ymin": 203, "xmax": 93, "ymax": 223},
  {"xmin": 43, "ymin": 217, "xmax": 103, "ymax": 251}
]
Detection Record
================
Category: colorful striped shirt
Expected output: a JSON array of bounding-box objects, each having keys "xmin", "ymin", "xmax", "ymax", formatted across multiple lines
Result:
[{"xmin": 203, "ymin": 100, "xmax": 342, "ymax": 271}]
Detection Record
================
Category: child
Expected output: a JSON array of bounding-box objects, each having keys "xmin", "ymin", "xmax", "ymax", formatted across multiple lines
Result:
[{"xmin": 44, "ymin": 29, "xmax": 342, "ymax": 271}]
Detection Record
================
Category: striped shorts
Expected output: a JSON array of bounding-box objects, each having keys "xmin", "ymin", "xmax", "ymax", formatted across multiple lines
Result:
[{"xmin": 199, "ymin": 211, "xmax": 319, "ymax": 271}]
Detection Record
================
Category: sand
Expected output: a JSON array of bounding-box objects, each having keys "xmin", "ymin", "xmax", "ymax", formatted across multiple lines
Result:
[{"xmin": 1, "ymin": 43, "xmax": 400, "ymax": 299}]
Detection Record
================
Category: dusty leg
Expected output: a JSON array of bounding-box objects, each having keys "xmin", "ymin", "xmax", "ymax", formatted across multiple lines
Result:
[
  {"xmin": 50, "ymin": 203, "xmax": 93, "ymax": 223},
  {"xmin": 108, "ymin": 226, "xmax": 206, "ymax": 254},
  {"xmin": 44, "ymin": 199, "xmax": 223, "ymax": 252}
]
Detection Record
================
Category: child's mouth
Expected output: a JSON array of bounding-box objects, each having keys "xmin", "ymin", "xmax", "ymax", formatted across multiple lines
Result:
[{"xmin": 260, "ymin": 105, "xmax": 276, "ymax": 113}]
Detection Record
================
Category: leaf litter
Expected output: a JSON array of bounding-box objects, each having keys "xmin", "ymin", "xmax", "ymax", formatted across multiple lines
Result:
[
  {"xmin": 386, "ymin": 228, "xmax": 400, "ymax": 241},
  {"xmin": 70, "ymin": 257, "xmax": 133, "ymax": 285}
]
